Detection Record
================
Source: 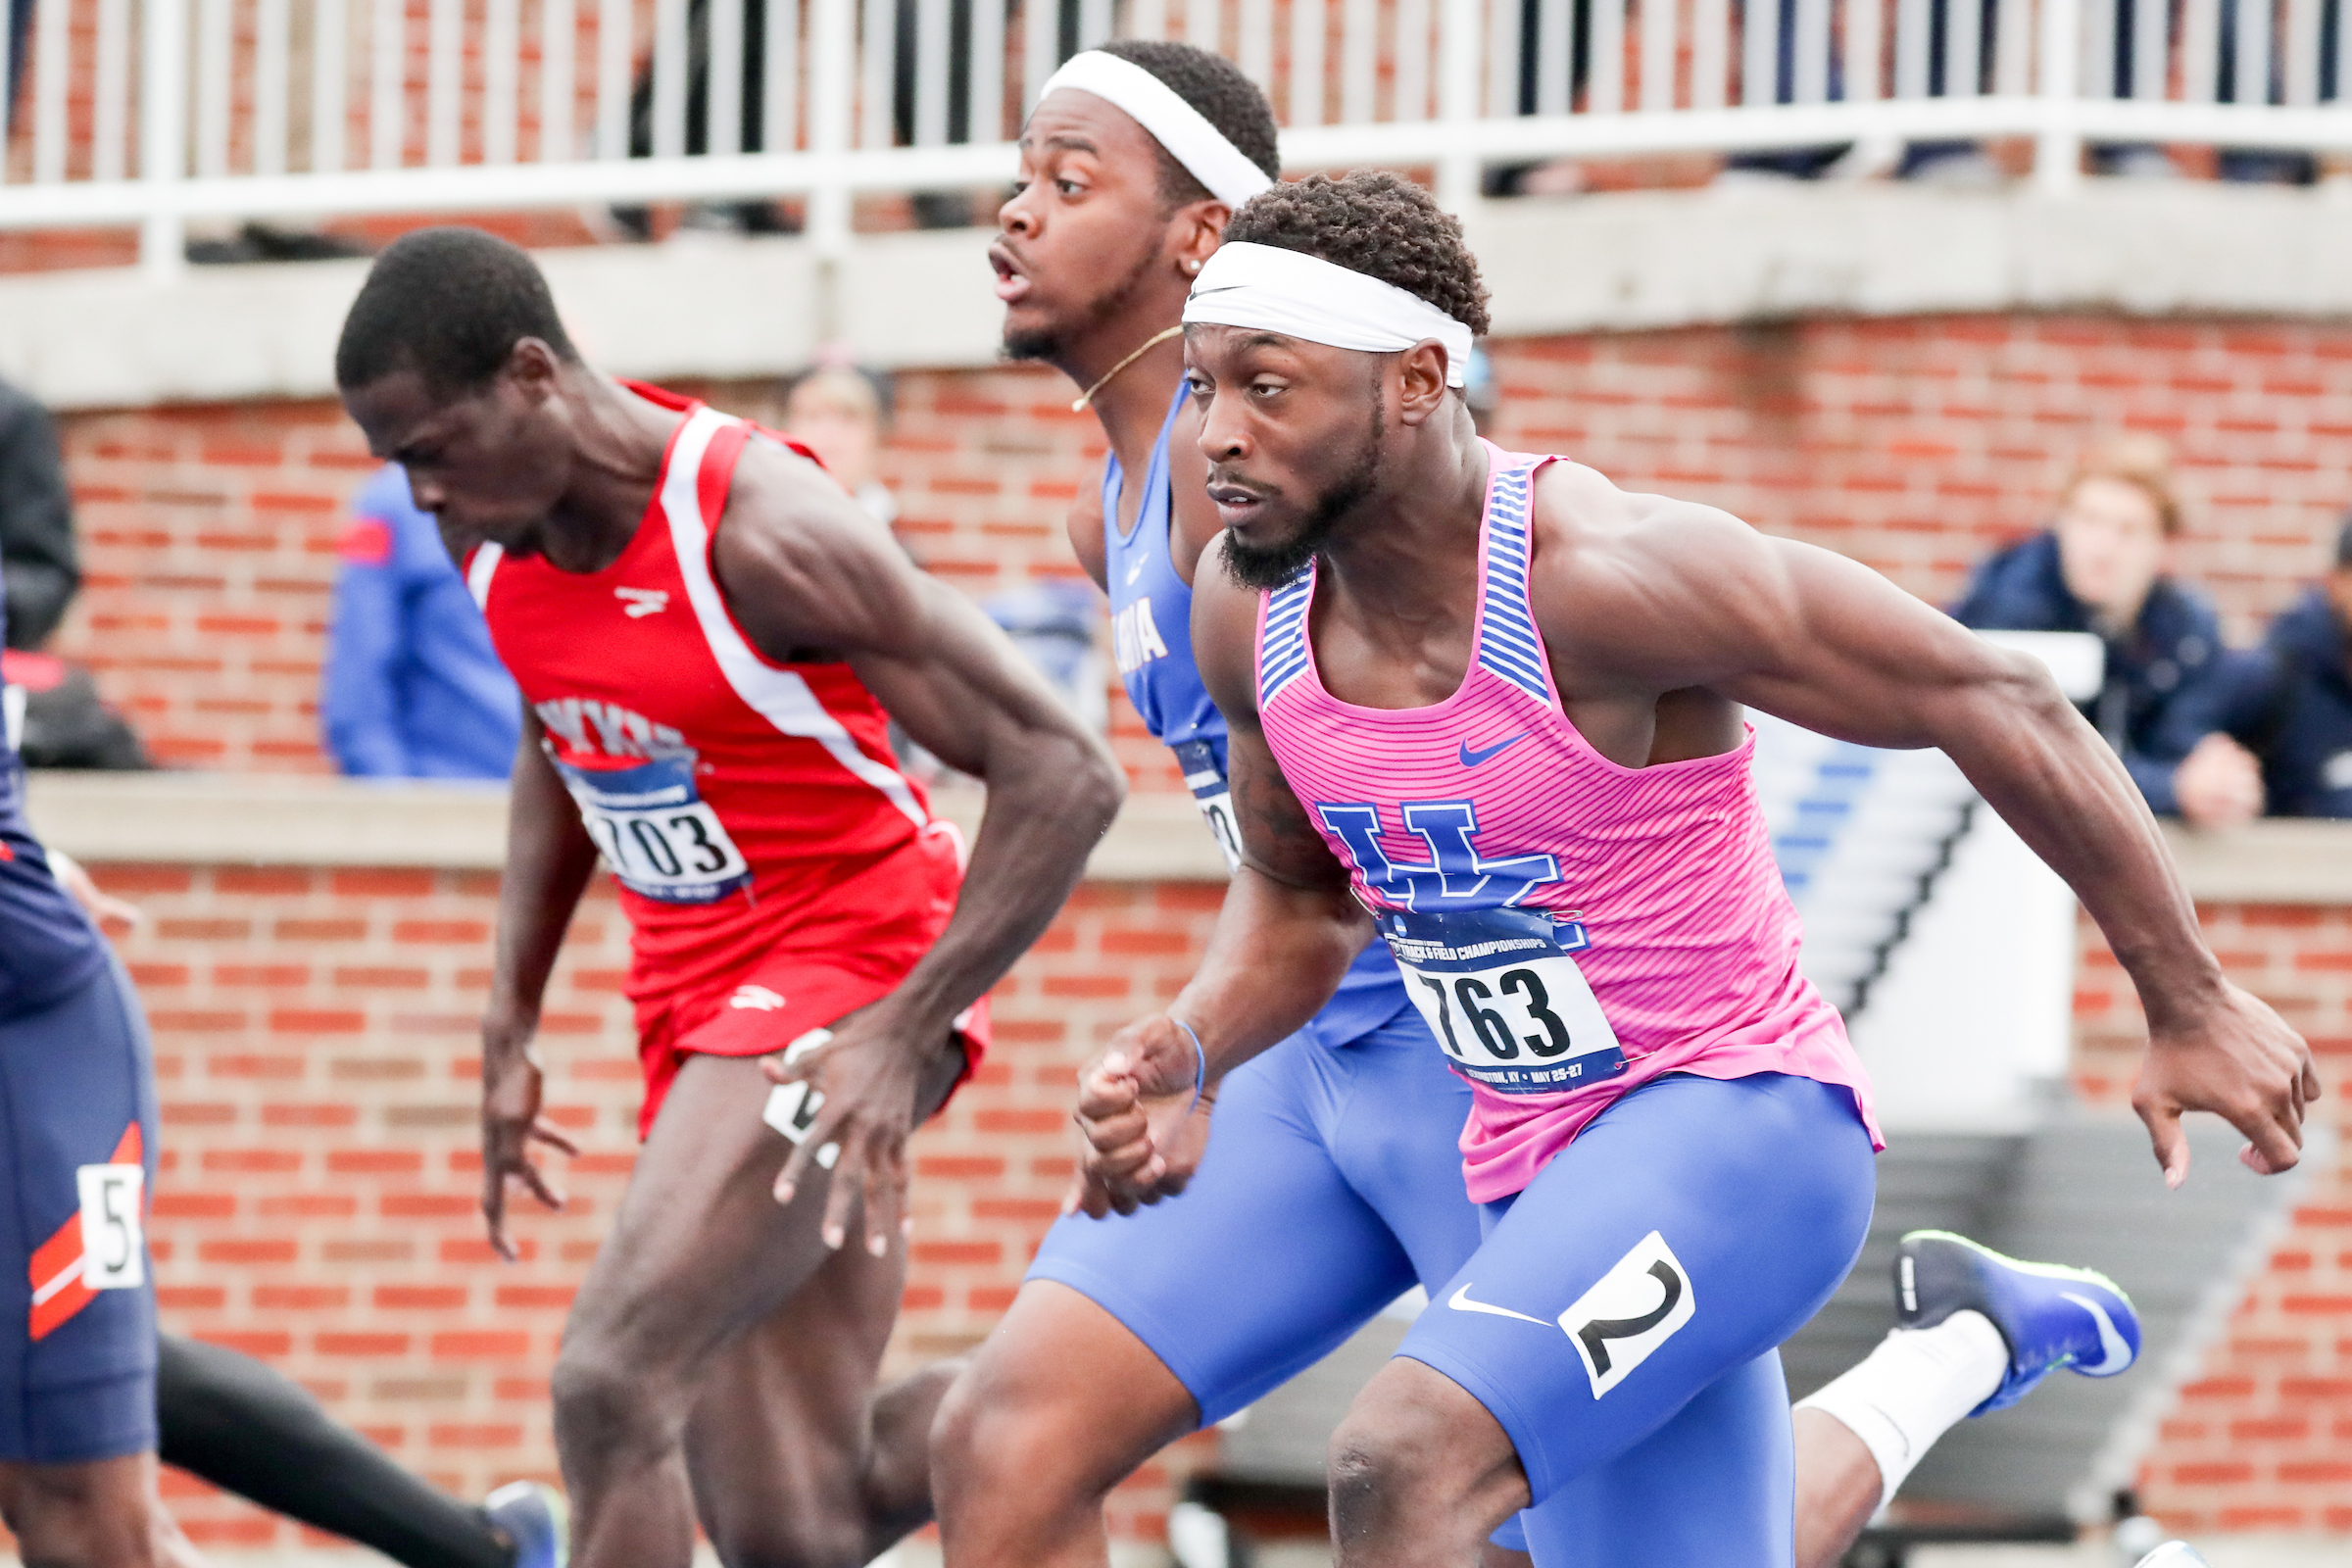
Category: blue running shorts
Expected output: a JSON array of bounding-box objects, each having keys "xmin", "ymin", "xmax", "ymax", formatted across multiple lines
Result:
[
  {"xmin": 0, "ymin": 954, "xmax": 161, "ymax": 1464},
  {"xmin": 1028, "ymin": 1005, "xmax": 1478, "ymax": 1426},
  {"xmin": 1397, "ymin": 1071, "xmax": 1876, "ymax": 1565}
]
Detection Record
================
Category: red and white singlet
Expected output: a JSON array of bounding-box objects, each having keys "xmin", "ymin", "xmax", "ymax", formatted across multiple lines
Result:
[{"xmin": 470, "ymin": 384, "xmax": 984, "ymax": 1132}]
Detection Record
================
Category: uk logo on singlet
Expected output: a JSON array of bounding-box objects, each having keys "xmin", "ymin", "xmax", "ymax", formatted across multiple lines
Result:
[
  {"xmin": 1317, "ymin": 798, "xmax": 1627, "ymax": 1094},
  {"xmin": 1313, "ymin": 798, "xmax": 1558, "ymax": 911}
]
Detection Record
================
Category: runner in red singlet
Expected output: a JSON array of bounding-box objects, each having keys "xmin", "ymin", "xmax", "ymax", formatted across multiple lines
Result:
[{"xmin": 333, "ymin": 227, "xmax": 1123, "ymax": 1568}]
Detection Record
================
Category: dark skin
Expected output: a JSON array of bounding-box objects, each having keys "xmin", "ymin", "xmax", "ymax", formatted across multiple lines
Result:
[
  {"xmin": 938, "ymin": 87, "xmax": 1281, "ymax": 1568},
  {"xmin": 1072, "ymin": 324, "xmax": 2321, "ymax": 1563},
  {"xmin": 950, "ymin": 84, "xmax": 1896, "ymax": 1568},
  {"xmin": 0, "ymin": 1454, "xmax": 203, "ymax": 1568},
  {"xmin": 344, "ymin": 348, "xmax": 1121, "ymax": 1568}
]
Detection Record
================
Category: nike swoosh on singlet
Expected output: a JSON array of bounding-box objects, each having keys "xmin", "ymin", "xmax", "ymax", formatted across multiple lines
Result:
[
  {"xmin": 1446, "ymin": 1284, "xmax": 1548, "ymax": 1326},
  {"xmin": 2059, "ymin": 1290, "xmax": 2134, "ymax": 1375},
  {"xmin": 1458, "ymin": 732, "xmax": 1530, "ymax": 768},
  {"xmin": 1127, "ymin": 559, "xmax": 1146, "ymax": 585}
]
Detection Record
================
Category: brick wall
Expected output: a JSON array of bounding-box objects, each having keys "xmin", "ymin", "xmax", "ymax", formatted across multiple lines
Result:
[
  {"xmin": 48, "ymin": 314, "xmax": 2352, "ymax": 776},
  {"xmin": 111, "ymin": 861, "xmax": 1223, "ymax": 1548},
  {"xmin": 31, "ymin": 311, "xmax": 2352, "ymax": 1544},
  {"xmin": 101, "ymin": 865, "xmax": 2352, "ymax": 1547},
  {"xmin": 2076, "ymin": 905, "xmax": 2352, "ymax": 1536}
]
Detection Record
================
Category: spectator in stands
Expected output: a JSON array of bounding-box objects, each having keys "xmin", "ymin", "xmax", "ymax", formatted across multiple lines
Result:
[
  {"xmin": 320, "ymin": 466, "xmax": 520, "ymax": 780},
  {"xmin": 1952, "ymin": 434, "xmax": 2261, "ymax": 826},
  {"xmin": 0, "ymin": 374, "xmax": 149, "ymax": 769},
  {"xmin": 781, "ymin": 363, "xmax": 898, "ymax": 527},
  {"xmin": 0, "ymin": 374, "xmax": 78, "ymax": 653},
  {"xmin": 2196, "ymin": 514, "xmax": 2352, "ymax": 817}
]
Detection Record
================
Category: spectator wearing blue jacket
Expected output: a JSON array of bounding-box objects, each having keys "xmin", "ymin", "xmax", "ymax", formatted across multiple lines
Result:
[
  {"xmin": 2197, "ymin": 516, "xmax": 2352, "ymax": 818},
  {"xmin": 320, "ymin": 465, "xmax": 519, "ymax": 779},
  {"xmin": 1951, "ymin": 435, "xmax": 2262, "ymax": 827}
]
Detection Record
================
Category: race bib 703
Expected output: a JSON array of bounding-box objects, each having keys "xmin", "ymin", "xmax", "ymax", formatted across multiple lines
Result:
[{"xmin": 553, "ymin": 752, "xmax": 752, "ymax": 905}]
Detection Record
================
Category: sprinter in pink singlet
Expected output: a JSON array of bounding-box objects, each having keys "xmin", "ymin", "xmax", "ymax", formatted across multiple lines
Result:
[{"xmin": 1069, "ymin": 173, "xmax": 2318, "ymax": 1566}]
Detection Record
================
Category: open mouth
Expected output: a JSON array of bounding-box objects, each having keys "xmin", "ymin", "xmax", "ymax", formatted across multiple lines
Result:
[
  {"xmin": 1207, "ymin": 480, "xmax": 1269, "ymax": 526},
  {"xmin": 988, "ymin": 243, "xmax": 1031, "ymax": 305}
]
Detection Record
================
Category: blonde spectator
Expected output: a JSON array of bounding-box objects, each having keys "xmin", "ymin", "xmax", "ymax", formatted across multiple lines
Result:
[{"xmin": 1952, "ymin": 434, "xmax": 2261, "ymax": 827}]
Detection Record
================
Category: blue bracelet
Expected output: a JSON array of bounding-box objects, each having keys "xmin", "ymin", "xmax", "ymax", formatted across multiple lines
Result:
[{"xmin": 1171, "ymin": 1017, "xmax": 1208, "ymax": 1111}]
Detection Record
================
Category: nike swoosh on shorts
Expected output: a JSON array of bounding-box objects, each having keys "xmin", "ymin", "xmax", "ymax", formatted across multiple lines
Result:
[{"xmin": 1447, "ymin": 1283, "xmax": 1548, "ymax": 1325}]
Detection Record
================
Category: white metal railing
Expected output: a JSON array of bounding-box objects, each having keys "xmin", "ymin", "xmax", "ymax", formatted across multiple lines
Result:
[{"xmin": 0, "ymin": 0, "xmax": 2347, "ymax": 276}]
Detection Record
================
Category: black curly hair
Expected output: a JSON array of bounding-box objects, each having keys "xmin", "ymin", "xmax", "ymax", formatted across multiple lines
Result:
[
  {"xmin": 336, "ymin": 225, "xmax": 578, "ymax": 393},
  {"xmin": 1221, "ymin": 171, "xmax": 1491, "ymax": 337},
  {"xmin": 1093, "ymin": 39, "xmax": 1280, "ymax": 210}
]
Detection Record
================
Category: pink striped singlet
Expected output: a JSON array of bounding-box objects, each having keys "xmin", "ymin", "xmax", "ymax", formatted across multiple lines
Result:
[{"xmin": 1255, "ymin": 443, "xmax": 1882, "ymax": 1203}]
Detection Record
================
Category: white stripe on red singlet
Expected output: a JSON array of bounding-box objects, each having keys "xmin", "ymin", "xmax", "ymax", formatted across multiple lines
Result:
[
  {"xmin": 466, "ymin": 543, "xmax": 504, "ymax": 611},
  {"xmin": 662, "ymin": 408, "xmax": 930, "ymax": 829}
]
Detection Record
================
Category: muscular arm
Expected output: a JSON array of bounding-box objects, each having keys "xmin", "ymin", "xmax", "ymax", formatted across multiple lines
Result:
[
  {"xmin": 1536, "ymin": 466, "xmax": 2317, "ymax": 1178},
  {"xmin": 1167, "ymin": 562, "xmax": 1371, "ymax": 1079},
  {"xmin": 1063, "ymin": 561, "xmax": 1370, "ymax": 1216},
  {"xmin": 719, "ymin": 443, "xmax": 1124, "ymax": 1045},
  {"xmin": 479, "ymin": 712, "xmax": 599, "ymax": 1257},
  {"xmin": 715, "ymin": 443, "xmax": 1124, "ymax": 1245}
]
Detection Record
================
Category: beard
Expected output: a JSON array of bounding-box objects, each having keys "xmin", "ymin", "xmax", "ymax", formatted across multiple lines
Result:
[
  {"xmin": 1217, "ymin": 394, "xmax": 1385, "ymax": 592},
  {"xmin": 1002, "ymin": 241, "xmax": 1163, "ymax": 367}
]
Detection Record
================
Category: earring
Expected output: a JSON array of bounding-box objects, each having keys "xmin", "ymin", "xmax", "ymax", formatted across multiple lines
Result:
[{"xmin": 1184, "ymin": 259, "xmax": 1200, "ymax": 273}]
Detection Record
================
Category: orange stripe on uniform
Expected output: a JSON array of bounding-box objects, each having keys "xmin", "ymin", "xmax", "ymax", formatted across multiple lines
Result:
[{"xmin": 26, "ymin": 1119, "xmax": 143, "ymax": 1341}]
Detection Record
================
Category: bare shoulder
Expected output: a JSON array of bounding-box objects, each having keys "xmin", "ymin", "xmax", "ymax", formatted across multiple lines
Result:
[
  {"xmin": 1067, "ymin": 460, "xmax": 1108, "ymax": 589},
  {"xmin": 1523, "ymin": 460, "xmax": 1796, "ymax": 679},
  {"xmin": 1189, "ymin": 545, "xmax": 1262, "ymax": 722},
  {"xmin": 712, "ymin": 428, "xmax": 925, "ymax": 656},
  {"xmin": 1166, "ymin": 401, "xmax": 1221, "ymax": 585}
]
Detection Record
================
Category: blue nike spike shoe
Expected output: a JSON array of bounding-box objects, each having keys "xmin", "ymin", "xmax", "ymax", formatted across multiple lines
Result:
[
  {"xmin": 484, "ymin": 1480, "xmax": 567, "ymax": 1568},
  {"xmin": 1895, "ymin": 1230, "xmax": 2142, "ymax": 1414}
]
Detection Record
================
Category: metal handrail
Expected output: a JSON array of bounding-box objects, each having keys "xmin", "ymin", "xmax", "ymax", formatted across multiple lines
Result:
[{"xmin": 0, "ymin": 0, "xmax": 2343, "ymax": 275}]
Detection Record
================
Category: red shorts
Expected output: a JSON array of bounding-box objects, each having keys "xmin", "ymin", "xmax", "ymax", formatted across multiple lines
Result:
[{"xmin": 629, "ymin": 827, "xmax": 991, "ymax": 1139}]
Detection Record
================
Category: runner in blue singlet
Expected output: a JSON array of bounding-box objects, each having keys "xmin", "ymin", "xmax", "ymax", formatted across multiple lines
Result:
[{"xmin": 930, "ymin": 41, "xmax": 2149, "ymax": 1568}]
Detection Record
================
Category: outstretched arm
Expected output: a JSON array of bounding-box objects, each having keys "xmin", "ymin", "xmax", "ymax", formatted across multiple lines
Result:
[
  {"xmin": 479, "ymin": 712, "xmax": 596, "ymax": 1259},
  {"xmin": 715, "ymin": 444, "xmax": 1125, "ymax": 1252},
  {"xmin": 1543, "ymin": 471, "xmax": 2318, "ymax": 1183},
  {"xmin": 1067, "ymin": 557, "xmax": 1373, "ymax": 1217}
]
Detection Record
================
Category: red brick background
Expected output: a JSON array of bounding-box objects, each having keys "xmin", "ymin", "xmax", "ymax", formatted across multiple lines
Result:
[
  {"xmin": 113, "ymin": 863, "xmax": 1224, "ymax": 1548},
  {"xmin": 2076, "ymin": 906, "xmax": 2352, "ymax": 1536},
  {"xmin": 26, "ymin": 310, "xmax": 2352, "ymax": 1544},
  {"xmin": 50, "ymin": 315, "xmax": 2352, "ymax": 775},
  {"xmin": 98, "ymin": 872, "xmax": 2352, "ymax": 1547}
]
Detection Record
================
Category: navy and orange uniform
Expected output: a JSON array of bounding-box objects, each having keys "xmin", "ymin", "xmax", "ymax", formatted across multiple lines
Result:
[
  {"xmin": 0, "ymin": 578, "xmax": 161, "ymax": 1463},
  {"xmin": 469, "ymin": 385, "xmax": 986, "ymax": 1136}
]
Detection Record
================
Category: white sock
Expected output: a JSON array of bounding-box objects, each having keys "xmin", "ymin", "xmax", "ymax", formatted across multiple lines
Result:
[{"xmin": 1791, "ymin": 1310, "xmax": 2009, "ymax": 1510}]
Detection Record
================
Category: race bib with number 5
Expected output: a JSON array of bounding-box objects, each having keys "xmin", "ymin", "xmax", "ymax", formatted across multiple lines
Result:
[
  {"xmin": 76, "ymin": 1163, "xmax": 145, "ymax": 1289},
  {"xmin": 1378, "ymin": 906, "xmax": 1625, "ymax": 1095},
  {"xmin": 554, "ymin": 752, "xmax": 753, "ymax": 905}
]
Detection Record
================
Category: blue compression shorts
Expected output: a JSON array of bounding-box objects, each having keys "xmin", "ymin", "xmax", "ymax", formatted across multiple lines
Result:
[
  {"xmin": 1399, "ymin": 1071, "xmax": 1876, "ymax": 1565},
  {"xmin": 1028, "ymin": 1005, "xmax": 1477, "ymax": 1427},
  {"xmin": 0, "ymin": 954, "xmax": 161, "ymax": 1464}
]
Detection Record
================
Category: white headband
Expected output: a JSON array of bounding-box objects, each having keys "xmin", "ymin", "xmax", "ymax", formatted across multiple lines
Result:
[
  {"xmin": 1183, "ymin": 242, "xmax": 1474, "ymax": 386},
  {"xmin": 1036, "ymin": 50, "xmax": 1276, "ymax": 211}
]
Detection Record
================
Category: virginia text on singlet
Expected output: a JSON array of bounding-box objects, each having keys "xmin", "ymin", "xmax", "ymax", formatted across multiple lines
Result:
[{"xmin": 1106, "ymin": 381, "xmax": 1403, "ymax": 1047}]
